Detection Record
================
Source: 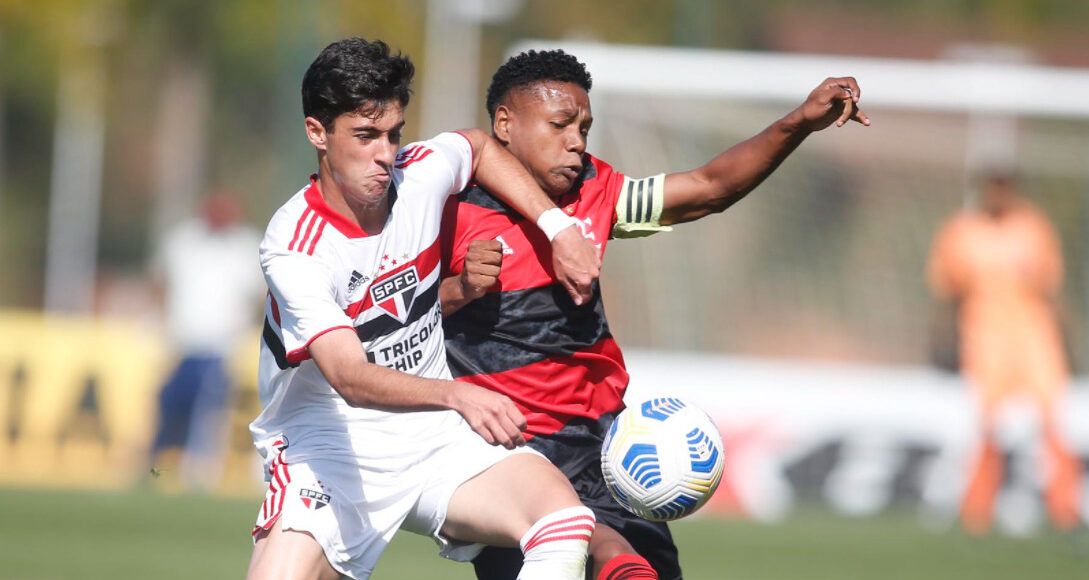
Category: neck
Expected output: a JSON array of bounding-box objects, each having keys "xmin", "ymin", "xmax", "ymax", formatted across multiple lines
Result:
[{"xmin": 316, "ymin": 167, "xmax": 389, "ymax": 235}]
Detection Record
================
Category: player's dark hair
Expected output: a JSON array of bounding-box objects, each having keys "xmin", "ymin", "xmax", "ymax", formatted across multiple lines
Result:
[
  {"xmin": 302, "ymin": 37, "xmax": 415, "ymax": 130},
  {"xmin": 485, "ymin": 49, "xmax": 592, "ymax": 121}
]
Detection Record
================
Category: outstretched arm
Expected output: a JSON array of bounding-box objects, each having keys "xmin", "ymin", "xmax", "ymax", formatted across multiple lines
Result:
[
  {"xmin": 457, "ymin": 129, "xmax": 600, "ymax": 305},
  {"xmin": 659, "ymin": 77, "xmax": 869, "ymax": 226}
]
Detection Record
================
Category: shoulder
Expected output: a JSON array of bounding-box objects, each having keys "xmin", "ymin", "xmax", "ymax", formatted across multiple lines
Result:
[
  {"xmin": 394, "ymin": 132, "xmax": 475, "ymax": 197},
  {"xmin": 1013, "ymin": 203, "xmax": 1055, "ymax": 227},
  {"xmin": 583, "ymin": 154, "xmax": 619, "ymax": 186},
  {"xmin": 933, "ymin": 212, "xmax": 979, "ymax": 246},
  {"xmin": 261, "ymin": 184, "xmax": 330, "ymax": 257},
  {"xmin": 396, "ymin": 132, "xmax": 473, "ymax": 172},
  {"xmin": 455, "ymin": 183, "xmax": 514, "ymax": 214}
]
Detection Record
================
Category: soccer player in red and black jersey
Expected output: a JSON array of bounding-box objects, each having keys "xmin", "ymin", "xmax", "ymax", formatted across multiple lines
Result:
[{"xmin": 439, "ymin": 50, "xmax": 869, "ymax": 580}]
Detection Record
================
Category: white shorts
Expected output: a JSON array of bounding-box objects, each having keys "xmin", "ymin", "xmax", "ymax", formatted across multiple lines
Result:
[{"xmin": 251, "ymin": 425, "xmax": 541, "ymax": 580}]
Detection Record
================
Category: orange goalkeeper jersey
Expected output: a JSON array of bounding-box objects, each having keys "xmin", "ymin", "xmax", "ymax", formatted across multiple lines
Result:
[{"xmin": 927, "ymin": 201, "xmax": 1067, "ymax": 405}]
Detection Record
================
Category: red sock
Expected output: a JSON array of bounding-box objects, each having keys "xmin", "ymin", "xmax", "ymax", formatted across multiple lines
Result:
[{"xmin": 598, "ymin": 553, "xmax": 658, "ymax": 580}]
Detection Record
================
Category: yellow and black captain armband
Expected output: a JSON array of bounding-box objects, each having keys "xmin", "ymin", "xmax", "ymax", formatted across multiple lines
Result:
[{"xmin": 612, "ymin": 174, "xmax": 672, "ymax": 239}]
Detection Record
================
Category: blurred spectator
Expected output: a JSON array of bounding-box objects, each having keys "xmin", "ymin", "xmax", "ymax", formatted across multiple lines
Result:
[
  {"xmin": 149, "ymin": 190, "xmax": 263, "ymax": 491},
  {"xmin": 927, "ymin": 169, "xmax": 1082, "ymax": 534}
]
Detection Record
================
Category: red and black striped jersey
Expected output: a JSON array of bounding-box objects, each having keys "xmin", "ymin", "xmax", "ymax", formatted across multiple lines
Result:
[{"xmin": 441, "ymin": 154, "xmax": 632, "ymax": 437}]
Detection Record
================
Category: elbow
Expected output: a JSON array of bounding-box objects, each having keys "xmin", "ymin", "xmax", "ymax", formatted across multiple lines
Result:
[
  {"xmin": 703, "ymin": 189, "xmax": 743, "ymax": 215},
  {"xmin": 336, "ymin": 386, "xmax": 365, "ymax": 408},
  {"xmin": 698, "ymin": 174, "xmax": 747, "ymax": 215},
  {"xmin": 327, "ymin": 375, "xmax": 374, "ymax": 408},
  {"xmin": 705, "ymin": 197, "xmax": 732, "ymax": 215}
]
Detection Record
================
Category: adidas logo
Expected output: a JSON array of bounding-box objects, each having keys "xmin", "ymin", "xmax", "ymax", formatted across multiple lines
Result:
[{"xmin": 347, "ymin": 270, "xmax": 369, "ymax": 295}]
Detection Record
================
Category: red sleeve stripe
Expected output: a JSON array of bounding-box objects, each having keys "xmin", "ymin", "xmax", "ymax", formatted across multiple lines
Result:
[
  {"xmin": 396, "ymin": 144, "xmax": 422, "ymax": 162},
  {"xmin": 295, "ymin": 214, "xmax": 320, "ymax": 254},
  {"xmin": 395, "ymin": 146, "xmax": 434, "ymax": 169},
  {"xmin": 284, "ymin": 325, "xmax": 354, "ymax": 364},
  {"xmin": 288, "ymin": 207, "xmax": 313, "ymax": 251},
  {"xmin": 306, "ymin": 218, "xmax": 327, "ymax": 255}
]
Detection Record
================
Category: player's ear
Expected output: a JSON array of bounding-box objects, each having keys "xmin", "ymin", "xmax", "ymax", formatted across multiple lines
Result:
[
  {"xmin": 305, "ymin": 117, "xmax": 329, "ymax": 151},
  {"xmin": 492, "ymin": 105, "xmax": 512, "ymax": 145}
]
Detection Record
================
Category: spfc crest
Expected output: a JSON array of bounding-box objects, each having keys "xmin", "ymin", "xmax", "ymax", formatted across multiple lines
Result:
[
  {"xmin": 370, "ymin": 266, "xmax": 419, "ymax": 323},
  {"xmin": 299, "ymin": 488, "xmax": 330, "ymax": 510}
]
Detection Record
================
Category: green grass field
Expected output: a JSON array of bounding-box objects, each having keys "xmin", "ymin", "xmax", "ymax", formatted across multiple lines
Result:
[{"xmin": 0, "ymin": 487, "xmax": 1084, "ymax": 579}]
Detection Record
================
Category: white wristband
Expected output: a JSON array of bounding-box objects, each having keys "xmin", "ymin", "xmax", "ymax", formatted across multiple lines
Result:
[{"xmin": 536, "ymin": 207, "xmax": 579, "ymax": 242}]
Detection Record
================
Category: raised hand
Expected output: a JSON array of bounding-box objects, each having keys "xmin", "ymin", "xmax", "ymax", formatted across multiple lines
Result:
[{"xmin": 798, "ymin": 76, "xmax": 870, "ymax": 131}]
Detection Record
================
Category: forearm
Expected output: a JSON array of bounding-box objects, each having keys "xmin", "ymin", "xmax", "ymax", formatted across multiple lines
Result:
[
  {"xmin": 310, "ymin": 329, "xmax": 457, "ymax": 411},
  {"xmin": 333, "ymin": 361, "xmax": 456, "ymax": 411},
  {"xmin": 716, "ymin": 109, "xmax": 810, "ymax": 196},
  {"xmin": 661, "ymin": 109, "xmax": 811, "ymax": 225},
  {"xmin": 439, "ymin": 275, "xmax": 472, "ymax": 317},
  {"xmin": 309, "ymin": 328, "xmax": 526, "ymax": 447},
  {"xmin": 458, "ymin": 129, "xmax": 599, "ymax": 305},
  {"xmin": 460, "ymin": 129, "xmax": 555, "ymax": 222}
]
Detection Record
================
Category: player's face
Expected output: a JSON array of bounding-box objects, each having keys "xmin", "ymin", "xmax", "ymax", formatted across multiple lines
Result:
[
  {"xmin": 307, "ymin": 101, "xmax": 405, "ymax": 207},
  {"xmin": 495, "ymin": 81, "xmax": 592, "ymax": 198},
  {"xmin": 980, "ymin": 175, "xmax": 1018, "ymax": 215}
]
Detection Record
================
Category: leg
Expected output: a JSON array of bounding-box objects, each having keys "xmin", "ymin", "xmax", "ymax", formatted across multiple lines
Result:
[
  {"xmin": 1038, "ymin": 398, "xmax": 1082, "ymax": 531},
  {"xmin": 960, "ymin": 377, "xmax": 1005, "ymax": 535},
  {"xmin": 472, "ymin": 545, "xmax": 525, "ymax": 580},
  {"xmin": 151, "ymin": 358, "xmax": 199, "ymax": 455},
  {"xmin": 590, "ymin": 525, "xmax": 658, "ymax": 580},
  {"xmin": 961, "ymin": 429, "xmax": 1003, "ymax": 535},
  {"xmin": 247, "ymin": 518, "xmax": 341, "ymax": 580},
  {"xmin": 445, "ymin": 453, "xmax": 594, "ymax": 580},
  {"xmin": 444, "ymin": 453, "xmax": 583, "ymax": 545},
  {"xmin": 181, "ymin": 356, "xmax": 232, "ymax": 490},
  {"xmin": 469, "ymin": 465, "xmax": 673, "ymax": 580},
  {"xmin": 149, "ymin": 358, "xmax": 200, "ymax": 490},
  {"xmin": 569, "ymin": 453, "xmax": 679, "ymax": 579}
]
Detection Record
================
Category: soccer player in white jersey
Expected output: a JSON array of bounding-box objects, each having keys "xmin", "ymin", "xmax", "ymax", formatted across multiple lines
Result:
[{"xmin": 245, "ymin": 38, "xmax": 602, "ymax": 580}]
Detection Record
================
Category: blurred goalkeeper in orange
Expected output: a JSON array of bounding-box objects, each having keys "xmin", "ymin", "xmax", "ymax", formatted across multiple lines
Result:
[{"xmin": 928, "ymin": 169, "xmax": 1082, "ymax": 534}]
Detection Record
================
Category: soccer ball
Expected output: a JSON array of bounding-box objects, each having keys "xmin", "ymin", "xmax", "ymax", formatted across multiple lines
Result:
[{"xmin": 601, "ymin": 397, "xmax": 725, "ymax": 521}]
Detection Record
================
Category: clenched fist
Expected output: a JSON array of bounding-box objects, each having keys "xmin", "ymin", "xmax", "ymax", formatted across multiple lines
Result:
[{"xmin": 459, "ymin": 239, "xmax": 503, "ymax": 301}]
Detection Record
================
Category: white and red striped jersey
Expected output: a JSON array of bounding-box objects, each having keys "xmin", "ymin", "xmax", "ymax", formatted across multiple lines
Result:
[{"xmin": 250, "ymin": 132, "xmax": 474, "ymax": 465}]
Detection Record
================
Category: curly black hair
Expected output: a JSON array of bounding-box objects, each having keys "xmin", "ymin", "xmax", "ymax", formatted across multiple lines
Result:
[
  {"xmin": 485, "ymin": 49, "xmax": 592, "ymax": 121},
  {"xmin": 302, "ymin": 37, "xmax": 415, "ymax": 130}
]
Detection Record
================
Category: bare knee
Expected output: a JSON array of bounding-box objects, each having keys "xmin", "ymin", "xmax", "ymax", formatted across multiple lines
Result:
[
  {"xmin": 444, "ymin": 453, "xmax": 584, "ymax": 546},
  {"xmin": 527, "ymin": 455, "xmax": 582, "ymax": 515},
  {"xmin": 589, "ymin": 523, "xmax": 636, "ymax": 564}
]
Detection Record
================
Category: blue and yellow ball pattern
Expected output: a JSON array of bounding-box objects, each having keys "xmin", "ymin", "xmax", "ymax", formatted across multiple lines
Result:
[{"xmin": 601, "ymin": 398, "xmax": 725, "ymax": 521}]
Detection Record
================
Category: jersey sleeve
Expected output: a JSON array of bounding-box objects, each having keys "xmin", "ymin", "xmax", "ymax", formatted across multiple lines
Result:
[
  {"xmin": 439, "ymin": 196, "xmax": 464, "ymax": 278},
  {"xmin": 260, "ymin": 239, "xmax": 353, "ymax": 357},
  {"xmin": 611, "ymin": 173, "xmax": 673, "ymax": 239},
  {"xmin": 398, "ymin": 131, "xmax": 474, "ymax": 200}
]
